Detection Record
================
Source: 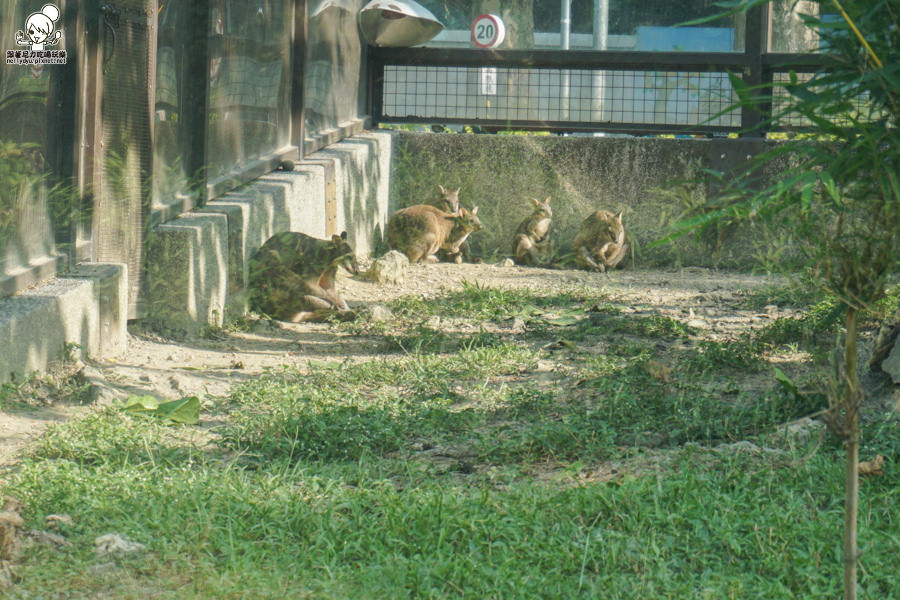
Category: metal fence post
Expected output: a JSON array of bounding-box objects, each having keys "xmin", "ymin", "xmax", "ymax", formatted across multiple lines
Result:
[{"xmin": 741, "ymin": 2, "xmax": 771, "ymax": 137}]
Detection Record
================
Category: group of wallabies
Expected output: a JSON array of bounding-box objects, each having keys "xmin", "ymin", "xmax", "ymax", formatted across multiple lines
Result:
[{"xmin": 248, "ymin": 184, "xmax": 628, "ymax": 322}]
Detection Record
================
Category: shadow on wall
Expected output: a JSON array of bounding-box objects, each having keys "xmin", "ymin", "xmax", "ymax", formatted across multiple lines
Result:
[
  {"xmin": 317, "ymin": 133, "xmax": 391, "ymax": 255},
  {"xmin": 388, "ymin": 132, "xmax": 785, "ymax": 269}
]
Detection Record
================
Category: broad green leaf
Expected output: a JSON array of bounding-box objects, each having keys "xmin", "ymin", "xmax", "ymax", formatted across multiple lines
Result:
[
  {"xmin": 155, "ymin": 396, "xmax": 201, "ymax": 425},
  {"xmin": 123, "ymin": 394, "xmax": 160, "ymax": 412},
  {"xmin": 773, "ymin": 367, "xmax": 799, "ymax": 398},
  {"xmin": 540, "ymin": 315, "xmax": 579, "ymax": 327},
  {"xmin": 121, "ymin": 394, "xmax": 200, "ymax": 425}
]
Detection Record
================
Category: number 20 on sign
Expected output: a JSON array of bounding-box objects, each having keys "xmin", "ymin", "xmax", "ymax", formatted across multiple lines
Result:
[{"xmin": 471, "ymin": 14, "xmax": 506, "ymax": 49}]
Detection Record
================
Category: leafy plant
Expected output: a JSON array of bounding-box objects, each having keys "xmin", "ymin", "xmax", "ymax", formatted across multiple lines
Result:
[{"xmin": 671, "ymin": 2, "xmax": 900, "ymax": 597}]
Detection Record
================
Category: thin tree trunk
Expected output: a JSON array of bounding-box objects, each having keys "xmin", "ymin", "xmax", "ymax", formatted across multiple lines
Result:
[{"xmin": 843, "ymin": 307, "xmax": 859, "ymax": 600}]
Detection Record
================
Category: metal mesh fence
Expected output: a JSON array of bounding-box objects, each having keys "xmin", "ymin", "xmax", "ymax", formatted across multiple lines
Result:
[
  {"xmin": 381, "ymin": 65, "xmax": 740, "ymax": 129},
  {"xmin": 97, "ymin": 1, "xmax": 153, "ymax": 318},
  {"xmin": 771, "ymin": 70, "xmax": 873, "ymax": 130}
]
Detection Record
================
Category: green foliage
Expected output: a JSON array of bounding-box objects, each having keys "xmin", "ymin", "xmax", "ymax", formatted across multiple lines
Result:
[
  {"xmin": 753, "ymin": 297, "xmax": 843, "ymax": 349},
  {"xmin": 120, "ymin": 394, "xmax": 201, "ymax": 425},
  {"xmin": 681, "ymin": 0, "xmax": 900, "ymax": 307},
  {"xmin": 0, "ymin": 363, "xmax": 93, "ymax": 412},
  {"xmin": 0, "ymin": 140, "xmax": 40, "ymax": 234},
  {"xmin": 26, "ymin": 408, "xmax": 188, "ymax": 467},
  {"xmin": 5, "ymin": 281, "xmax": 895, "ymax": 598},
  {"xmin": 649, "ymin": 181, "xmax": 740, "ymax": 267},
  {"xmin": 682, "ymin": 339, "xmax": 766, "ymax": 372},
  {"xmin": 675, "ymin": 3, "xmax": 900, "ymax": 597},
  {"xmin": 0, "ymin": 140, "xmax": 83, "ymax": 245}
]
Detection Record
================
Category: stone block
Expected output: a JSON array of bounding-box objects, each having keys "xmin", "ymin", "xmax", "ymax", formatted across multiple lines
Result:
[
  {"xmin": 146, "ymin": 213, "xmax": 229, "ymax": 335},
  {"xmin": 0, "ymin": 263, "xmax": 127, "ymax": 381}
]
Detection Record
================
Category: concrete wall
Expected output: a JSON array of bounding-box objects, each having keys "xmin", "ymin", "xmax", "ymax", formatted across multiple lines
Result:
[
  {"xmin": 145, "ymin": 131, "xmax": 392, "ymax": 335},
  {"xmin": 0, "ymin": 263, "xmax": 128, "ymax": 383},
  {"xmin": 388, "ymin": 132, "xmax": 775, "ymax": 268}
]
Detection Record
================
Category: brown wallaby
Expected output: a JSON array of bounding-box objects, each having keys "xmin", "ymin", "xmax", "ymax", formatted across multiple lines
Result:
[
  {"xmin": 248, "ymin": 231, "xmax": 358, "ymax": 322},
  {"xmin": 427, "ymin": 184, "xmax": 480, "ymax": 263},
  {"xmin": 386, "ymin": 204, "xmax": 482, "ymax": 264},
  {"xmin": 573, "ymin": 210, "xmax": 628, "ymax": 272},
  {"xmin": 512, "ymin": 196, "xmax": 553, "ymax": 266},
  {"xmin": 428, "ymin": 184, "xmax": 461, "ymax": 213}
]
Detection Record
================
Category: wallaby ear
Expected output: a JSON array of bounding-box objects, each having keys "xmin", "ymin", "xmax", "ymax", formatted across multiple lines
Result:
[
  {"xmin": 471, "ymin": 206, "xmax": 478, "ymax": 216},
  {"xmin": 544, "ymin": 196, "xmax": 551, "ymax": 204},
  {"xmin": 615, "ymin": 210, "xmax": 623, "ymax": 222},
  {"xmin": 453, "ymin": 187, "xmax": 460, "ymax": 195},
  {"xmin": 530, "ymin": 197, "xmax": 541, "ymax": 208},
  {"xmin": 332, "ymin": 234, "xmax": 343, "ymax": 245},
  {"xmin": 340, "ymin": 231, "xmax": 348, "ymax": 240},
  {"xmin": 438, "ymin": 184, "xmax": 447, "ymax": 195},
  {"xmin": 458, "ymin": 207, "xmax": 468, "ymax": 217}
]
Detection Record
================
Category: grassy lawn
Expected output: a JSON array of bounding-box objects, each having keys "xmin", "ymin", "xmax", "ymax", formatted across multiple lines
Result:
[{"xmin": 3, "ymin": 282, "xmax": 899, "ymax": 599}]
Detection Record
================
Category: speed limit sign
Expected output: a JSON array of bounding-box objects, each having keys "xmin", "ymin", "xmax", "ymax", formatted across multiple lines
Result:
[{"xmin": 471, "ymin": 14, "xmax": 506, "ymax": 49}]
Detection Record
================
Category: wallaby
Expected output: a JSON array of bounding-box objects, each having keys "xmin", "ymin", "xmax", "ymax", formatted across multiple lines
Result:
[
  {"xmin": 512, "ymin": 196, "xmax": 553, "ymax": 266},
  {"xmin": 386, "ymin": 204, "xmax": 482, "ymax": 264},
  {"xmin": 428, "ymin": 184, "xmax": 480, "ymax": 263},
  {"xmin": 248, "ymin": 231, "xmax": 358, "ymax": 322},
  {"xmin": 573, "ymin": 210, "xmax": 628, "ymax": 272},
  {"xmin": 428, "ymin": 184, "xmax": 461, "ymax": 213}
]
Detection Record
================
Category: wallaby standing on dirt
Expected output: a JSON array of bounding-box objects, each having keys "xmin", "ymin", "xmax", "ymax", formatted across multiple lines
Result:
[
  {"xmin": 512, "ymin": 196, "xmax": 553, "ymax": 266},
  {"xmin": 573, "ymin": 210, "xmax": 628, "ymax": 272},
  {"xmin": 248, "ymin": 231, "xmax": 358, "ymax": 322},
  {"xmin": 386, "ymin": 204, "xmax": 482, "ymax": 264}
]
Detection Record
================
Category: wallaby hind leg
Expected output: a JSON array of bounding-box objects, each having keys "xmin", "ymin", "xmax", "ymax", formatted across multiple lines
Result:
[
  {"xmin": 576, "ymin": 245, "xmax": 604, "ymax": 272},
  {"xmin": 513, "ymin": 234, "xmax": 533, "ymax": 265},
  {"xmin": 532, "ymin": 240, "xmax": 552, "ymax": 266},
  {"xmin": 289, "ymin": 298, "xmax": 356, "ymax": 322},
  {"xmin": 514, "ymin": 234, "xmax": 550, "ymax": 266},
  {"xmin": 290, "ymin": 308, "xmax": 340, "ymax": 323}
]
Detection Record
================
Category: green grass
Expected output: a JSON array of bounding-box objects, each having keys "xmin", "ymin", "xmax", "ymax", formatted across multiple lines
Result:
[
  {"xmin": 390, "ymin": 280, "xmax": 612, "ymax": 323},
  {"xmin": 3, "ymin": 282, "xmax": 898, "ymax": 598}
]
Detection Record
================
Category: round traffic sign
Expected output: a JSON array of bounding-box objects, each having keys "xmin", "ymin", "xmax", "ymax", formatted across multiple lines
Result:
[{"xmin": 471, "ymin": 14, "xmax": 505, "ymax": 49}]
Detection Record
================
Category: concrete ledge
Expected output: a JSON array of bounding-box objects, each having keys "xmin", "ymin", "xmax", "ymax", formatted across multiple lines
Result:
[
  {"xmin": 0, "ymin": 263, "xmax": 127, "ymax": 382},
  {"xmin": 146, "ymin": 213, "xmax": 229, "ymax": 335},
  {"xmin": 144, "ymin": 131, "xmax": 393, "ymax": 334}
]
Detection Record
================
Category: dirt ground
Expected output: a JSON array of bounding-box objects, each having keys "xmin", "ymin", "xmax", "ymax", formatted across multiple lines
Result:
[{"xmin": 0, "ymin": 261, "xmax": 876, "ymax": 470}]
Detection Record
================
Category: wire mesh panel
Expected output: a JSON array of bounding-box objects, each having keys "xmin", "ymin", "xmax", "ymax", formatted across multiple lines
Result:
[
  {"xmin": 0, "ymin": 0, "xmax": 73, "ymax": 297},
  {"xmin": 206, "ymin": 0, "xmax": 292, "ymax": 184},
  {"xmin": 381, "ymin": 65, "xmax": 739, "ymax": 130},
  {"xmin": 305, "ymin": 0, "xmax": 365, "ymax": 147},
  {"xmin": 96, "ymin": 1, "xmax": 153, "ymax": 318},
  {"xmin": 770, "ymin": 70, "xmax": 874, "ymax": 131},
  {"xmin": 152, "ymin": 2, "xmax": 198, "ymax": 218}
]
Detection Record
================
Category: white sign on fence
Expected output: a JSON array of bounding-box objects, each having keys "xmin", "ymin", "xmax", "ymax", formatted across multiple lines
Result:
[{"xmin": 480, "ymin": 67, "xmax": 497, "ymax": 96}]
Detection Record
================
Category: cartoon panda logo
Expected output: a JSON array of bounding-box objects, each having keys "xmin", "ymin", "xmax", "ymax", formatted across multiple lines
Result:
[{"xmin": 16, "ymin": 4, "xmax": 63, "ymax": 51}]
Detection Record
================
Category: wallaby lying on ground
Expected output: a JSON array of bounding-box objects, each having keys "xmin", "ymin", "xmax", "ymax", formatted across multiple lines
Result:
[
  {"xmin": 248, "ymin": 231, "xmax": 358, "ymax": 322},
  {"xmin": 573, "ymin": 209, "xmax": 628, "ymax": 272},
  {"xmin": 427, "ymin": 184, "xmax": 480, "ymax": 263},
  {"xmin": 512, "ymin": 196, "xmax": 553, "ymax": 266},
  {"xmin": 386, "ymin": 204, "xmax": 482, "ymax": 264}
]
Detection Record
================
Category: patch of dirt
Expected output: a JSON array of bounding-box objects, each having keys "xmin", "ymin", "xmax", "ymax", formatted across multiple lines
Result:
[{"xmin": 0, "ymin": 262, "xmax": 846, "ymax": 471}]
